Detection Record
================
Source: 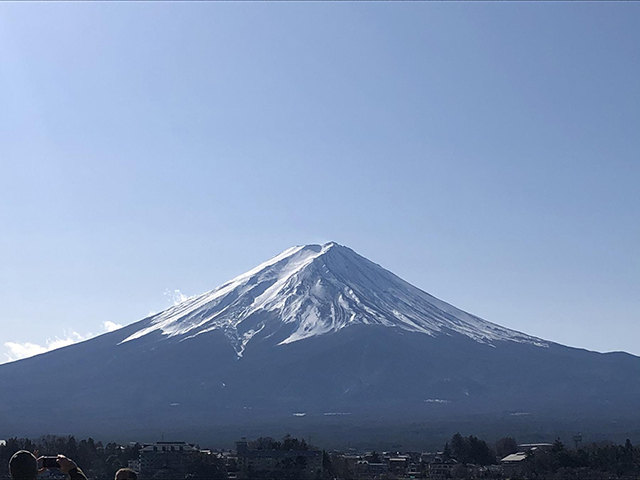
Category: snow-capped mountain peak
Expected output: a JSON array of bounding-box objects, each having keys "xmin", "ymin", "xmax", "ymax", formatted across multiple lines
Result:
[{"xmin": 121, "ymin": 242, "xmax": 547, "ymax": 355}]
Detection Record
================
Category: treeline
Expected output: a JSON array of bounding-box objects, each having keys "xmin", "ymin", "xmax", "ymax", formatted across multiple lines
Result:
[
  {"xmin": 0, "ymin": 436, "xmax": 140, "ymax": 480},
  {"xmin": 521, "ymin": 439, "xmax": 640, "ymax": 479},
  {"xmin": 441, "ymin": 434, "xmax": 640, "ymax": 479}
]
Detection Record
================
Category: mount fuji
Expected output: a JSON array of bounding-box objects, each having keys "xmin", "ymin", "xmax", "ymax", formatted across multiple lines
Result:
[{"xmin": 1, "ymin": 242, "xmax": 639, "ymax": 446}]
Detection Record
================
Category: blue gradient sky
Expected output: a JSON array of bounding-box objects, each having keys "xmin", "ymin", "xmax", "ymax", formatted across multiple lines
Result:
[{"xmin": 1, "ymin": 3, "xmax": 639, "ymax": 360}]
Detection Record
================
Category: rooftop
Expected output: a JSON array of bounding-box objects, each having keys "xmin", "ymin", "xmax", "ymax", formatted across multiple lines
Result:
[{"xmin": 502, "ymin": 452, "xmax": 528, "ymax": 463}]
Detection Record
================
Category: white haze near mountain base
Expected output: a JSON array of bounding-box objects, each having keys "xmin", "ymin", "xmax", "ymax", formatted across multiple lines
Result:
[
  {"xmin": 2, "ymin": 321, "xmax": 123, "ymax": 363},
  {"xmin": 2, "ymin": 289, "xmax": 190, "ymax": 363}
]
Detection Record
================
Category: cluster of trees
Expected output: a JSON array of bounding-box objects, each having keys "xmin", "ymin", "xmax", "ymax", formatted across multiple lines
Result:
[
  {"xmin": 0, "ymin": 437, "xmax": 140, "ymax": 480},
  {"xmin": 320, "ymin": 452, "xmax": 348, "ymax": 480},
  {"xmin": 521, "ymin": 439, "xmax": 640, "ymax": 479},
  {"xmin": 444, "ymin": 432, "xmax": 497, "ymax": 465},
  {"xmin": 248, "ymin": 434, "xmax": 313, "ymax": 452}
]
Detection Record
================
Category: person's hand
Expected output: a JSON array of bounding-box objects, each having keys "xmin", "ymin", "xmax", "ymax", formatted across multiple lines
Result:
[
  {"xmin": 56, "ymin": 455, "xmax": 77, "ymax": 474},
  {"xmin": 35, "ymin": 452, "xmax": 47, "ymax": 475}
]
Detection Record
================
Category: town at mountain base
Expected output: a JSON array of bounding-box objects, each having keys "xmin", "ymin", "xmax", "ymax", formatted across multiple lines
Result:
[
  {"xmin": 1, "ymin": 242, "xmax": 639, "ymax": 446},
  {"xmin": 4, "ymin": 433, "xmax": 640, "ymax": 480}
]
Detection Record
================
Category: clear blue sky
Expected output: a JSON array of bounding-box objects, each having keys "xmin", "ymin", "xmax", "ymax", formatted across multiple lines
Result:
[{"xmin": 1, "ymin": 3, "xmax": 638, "ymax": 361}]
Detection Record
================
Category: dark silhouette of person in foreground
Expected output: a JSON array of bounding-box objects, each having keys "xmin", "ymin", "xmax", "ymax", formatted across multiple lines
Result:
[
  {"xmin": 8, "ymin": 451, "xmax": 87, "ymax": 480},
  {"xmin": 9, "ymin": 451, "xmax": 38, "ymax": 480},
  {"xmin": 114, "ymin": 468, "xmax": 137, "ymax": 480}
]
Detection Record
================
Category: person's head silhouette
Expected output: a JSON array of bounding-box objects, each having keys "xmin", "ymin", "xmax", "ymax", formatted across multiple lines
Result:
[
  {"xmin": 115, "ymin": 468, "xmax": 137, "ymax": 480},
  {"xmin": 9, "ymin": 451, "xmax": 38, "ymax": 480}
]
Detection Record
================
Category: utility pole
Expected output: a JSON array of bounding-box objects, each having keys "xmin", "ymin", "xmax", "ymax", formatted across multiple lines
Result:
[{"xmin": 573, "ymin": 433, "xmax": 582, "ymax": 449}]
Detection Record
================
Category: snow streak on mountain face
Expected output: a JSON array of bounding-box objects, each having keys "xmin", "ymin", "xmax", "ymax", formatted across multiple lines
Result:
[{"xmin": 121, "ymin": 242, "xmax": 548, "ymax": 356}]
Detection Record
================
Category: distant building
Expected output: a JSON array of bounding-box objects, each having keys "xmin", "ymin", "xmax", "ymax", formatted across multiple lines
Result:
[
  {"xmin": 354, "ymin": 460, "xmax": 388, "ymax": 478},
  {"xmin": 342, "ymin": 454, "xmax": 363, "ymax": 470},
  {"xmin": 428, "ymin": 457, "xmax": 457, "ymax": 479},
  {"xmin": 235, "ymin": 438, "xmax": 323, "ymax": 479},
  {"xmin": 406, "ymin": 462, "xmax": 421, "ymax": 478},
  {"xmin": 501, "ymin": 451, "xmax": 529, "ymax": 477},
  {"xmin": 139, "ymin": 441, "xmax": 198, "ymax": 479},
  {"xmin": 388, "ymin": 456, "xmax": 408, "ymax": 475},
  {"xmin": 497, "ymin": 443, "xmax": 552, "ymax": 477},
  {"xmin": 219, "ymin": 451, "xmax": 238, "ymax": 478},
  {"xmin": 420, "ymin": 451, "xmax": 439, "ymax": 464}
]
